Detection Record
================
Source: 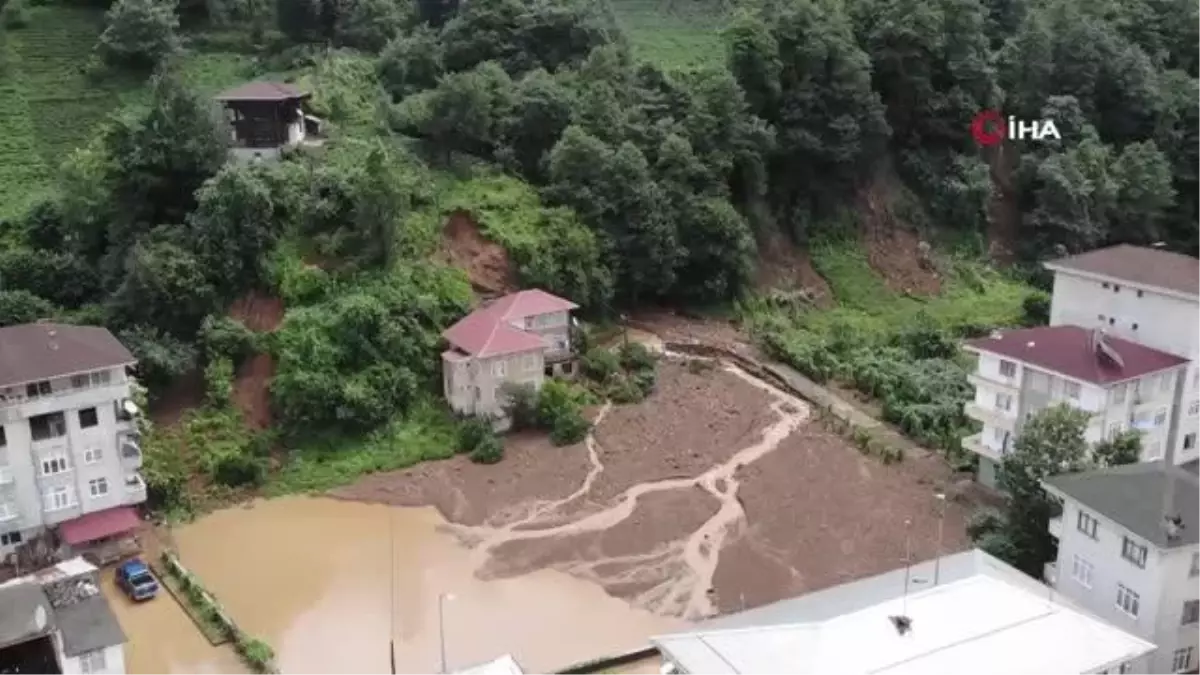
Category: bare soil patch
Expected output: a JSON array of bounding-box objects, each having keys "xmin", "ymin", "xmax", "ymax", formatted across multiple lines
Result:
[
  {"xmin": 438, "ymin": 210, "xmax": 517, "ymax": 297},
  {"xmin": 755, "ymin": 229, "xmax": 834, "ymax": 308},
  {"xmin": 856, "ymin": 171, "xmax": 942, "ymax": 296},
  {"xmin": 228, "ymin": 290, "xmax": 284, "ymax": 432},
  {"xmin": 627, "ymin": 311, "xmax": 753, "ymax": 357}
]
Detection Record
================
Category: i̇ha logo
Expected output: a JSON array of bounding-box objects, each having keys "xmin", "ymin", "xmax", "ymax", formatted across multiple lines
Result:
[{"xmin": 970, "ymin": 110, "xmax": 1061, "ymax": 146}]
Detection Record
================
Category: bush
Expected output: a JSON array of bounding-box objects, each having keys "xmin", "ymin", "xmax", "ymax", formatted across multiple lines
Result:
[
  {"xmin": 500, "ymin": 382, "xmax": 538, "ymax": 430},
  {"xmin": 456, "ymin": 418, "xmax": 492, "ymax": 454},
  {"xmin": 469, "ymin": 434, "xmax": 504, "ymax": 464},
  {"xmin": 618, "ymin": 341, "xmax": 657, "ymax": 373},
  {"xmin": 213, "ymin": 452, "xmax": 267, "ymax": 487},
  {"xmin": 535, "ymin": 379, "xmax": 587, "ymax": 429},
  {"xmin": 0, "ymin": 290, "xmax": 57, "ymax": 327},
  {"xmin": 204, "ymin": 357, "xmax": 235, "ymax": 408},
  {"xmin": 580, "ymin": 348, "xmax": 621, "ymax": 383},
  {"xmin": 631, "ymin": 369, "xmax": 657, "ymax": 396},
  {"xmin": 1021, "ymin": 291, "xmax": 1051, "ymax": 327},
  {"xmin": 606, "ymin": 375, "xmax": 644, "ymax": 404},
  {"xmin": 95, "ymin": 0, "xmax": 181, "ymax": 69},
  {"xmin": 550, "ymin": 410, "xmax": 590, "ymax": 446},
  {"xmin": 1, "ymin": 0, "xmax": 30, "ymax": 28},
  {"xmin": 200, "ymin": 315, "xmax": 259, "ymax": 363}
]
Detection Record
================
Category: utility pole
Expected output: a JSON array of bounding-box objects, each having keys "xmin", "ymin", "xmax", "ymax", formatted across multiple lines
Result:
[{"xmin": 934, "ymin": 492, "xmax": 946, "ymax": 586}]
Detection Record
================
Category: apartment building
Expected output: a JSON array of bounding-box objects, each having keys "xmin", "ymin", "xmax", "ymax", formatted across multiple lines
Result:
[
  {"xmin": 652, "ymin": 549, "xmax": 1155, "ymax": 674},
  {"xmin": 962, "ymin": 325, "xmax": 1189, "ymax": 488},
  {"xmin": 441, "ymin": 289, "xmax": 578, "ymax": 421},
  {"xmin": 0, "ymin": 323, "xmax": 145, "ymax": 560},
  {"xmin": 1043, "ymin": 461, "xmax": 1199, "ymax": 674},
  {"xmin": 1044, "ymin": 245, "xmax": 1199, "ymax": 466}
]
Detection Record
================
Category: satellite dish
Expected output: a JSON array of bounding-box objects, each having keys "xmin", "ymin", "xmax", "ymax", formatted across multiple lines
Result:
[{"xmin": 123, "ymin": 399, "xmax": 140, "ymax": 416}]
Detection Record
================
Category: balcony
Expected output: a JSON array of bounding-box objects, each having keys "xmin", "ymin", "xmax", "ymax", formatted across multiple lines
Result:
[
  {"xmin": 962, "ymin": 433, "xmax": 1005, "ymax": 462},
  {"xmin": 1049, "ymin": 514, "xmax": 1063, "ymax": 539},
  {"xmin": 964, "ymin": 402, "xmax": 1018, "ymax": 430},
  {"xmin": 968, "ymin": 372, "xmax": 1019, "ymax": 392},
  {"xmin": 121, "ymin": 439, "xmax": 143, "ymax": 469},
  {"xmin": 123, "ymin": 473, "xmax": 147, "ymax": 505}
]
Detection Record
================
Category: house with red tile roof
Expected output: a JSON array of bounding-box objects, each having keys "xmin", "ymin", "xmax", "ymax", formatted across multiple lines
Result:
[
  {"xmin": 441, "ymin": 289, "xmax": 579, "ymax": 420},
  {"xmin": 961, "ymin": 325, "xmax": 1189, "ymax": 489}
]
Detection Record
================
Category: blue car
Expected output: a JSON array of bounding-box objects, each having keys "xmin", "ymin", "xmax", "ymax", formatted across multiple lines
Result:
[{"xmin": 115, "ymin": 559, "xmax": 159, "ymax": 601}]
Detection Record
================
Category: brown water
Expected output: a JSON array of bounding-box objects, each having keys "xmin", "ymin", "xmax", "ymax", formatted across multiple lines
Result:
[{"xmin": 162, "ymin": 498, "xmax": 683, "ymax": 675}]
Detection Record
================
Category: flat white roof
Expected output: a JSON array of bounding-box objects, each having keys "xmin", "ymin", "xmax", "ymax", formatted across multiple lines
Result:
[
  {"xmin": 455, "ymin": 654, "xmax": 525, "ymax": 675},
  {"xmin": 653, "ymin": 574, "xmax": 1155, "ymax": 674},
  {"xmin": 0, "ymin": 557, "xmax": 97, "ymax": 589}
]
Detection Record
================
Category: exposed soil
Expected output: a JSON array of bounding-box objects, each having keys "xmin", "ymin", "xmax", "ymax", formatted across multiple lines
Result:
[
  {"xmin": 755, "ymin": 228, "xmax": 834, "ymax": 308},
  {"xmin": 627, "ymin": 310, "xmax": 753, "ymax": 357},
  {"xmin": 857, "ymin": 171, "xmax": 943, "ymax": 296},
  {"xmin": 228, "ymin": 290, "xmax": 284, "ymax": 432},
  {"xmin": 439, "ymin": 210, "xmax": 517, "ymax": 298},
  {"xmin": 986, "ymin": 142, "xmax": 1020, "ymax": 265},
  {"xmin": 149, "ymin": 368, "xmax": 205, "ymax": 427},
  {"xmin": 334, "ymin": 358, "xmax": 976, "ymax": 620}
]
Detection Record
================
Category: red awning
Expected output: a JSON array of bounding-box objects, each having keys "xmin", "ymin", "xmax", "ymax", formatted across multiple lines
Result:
[{"xmin": 58, "ymin": 506, "xmax": 140, "ymax": 546}]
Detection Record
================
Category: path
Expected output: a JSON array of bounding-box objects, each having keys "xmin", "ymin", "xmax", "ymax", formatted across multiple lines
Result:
[{"xmin": 444, "ymin": 362, "xmax": 810, "ymax": 621}]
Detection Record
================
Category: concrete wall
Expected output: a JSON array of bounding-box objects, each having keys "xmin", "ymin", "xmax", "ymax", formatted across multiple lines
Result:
[
  {"xmin": 505, "ymin": 311, "xmax": 572, "ymax": 362},
  {"xmin": 57, "ymin": 642, "xmax": 125, "ymax": 675},
  {"xmin": 444, "ymin": 349, "xmax": 546, "ymax": 419}
]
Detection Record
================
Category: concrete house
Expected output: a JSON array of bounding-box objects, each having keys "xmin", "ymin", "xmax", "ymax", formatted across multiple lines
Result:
[
  {"xmin": 0, "ymin": 323, "xmax": 145, "ymax": 561},
  {"xmin": 1043, "ymin": 461, "xmax": 1199, "ymax": 674},
  {"xmin": 441, "ymin": 289, "xmax": 579, "ymax": 420},
  {"xmin": 652, "ymin": 549, "xmax": 1155, "ymax": 674},
  {"xmin": 962, "ymin": 325, "xmax": 1189, "ymax": 488},
  {"xmin": 0, "ymin": 557, "xmax": 127, "ymax": 674},
  {"xmin": 216, "ymin": 81, "xmax": 323, "ymax": 162},
  {"xmin": 1044, "ymin": 245, "xmax": 1200, "ymax": 467}
]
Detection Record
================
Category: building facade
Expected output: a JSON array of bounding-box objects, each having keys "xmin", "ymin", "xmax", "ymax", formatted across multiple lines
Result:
[
  {"xmin": 962, "ymin": 325, "xmax": 1189, "ymax": 488},
  {"xmin": 1044, "ymin": 245, "xmax": 1199, "ymax": 467},
  {"xmin": 1043, "ymin": 462, "xmax": 1199, "ymax": 674},
  {"xmin": 441, "ymin": 290, "xmax": 578, "ymax": 421},
  {"xmin": 215, "ymin": 81, "xmax": 322, "ymax": 162},
  {"xmin": 0, "ymin": 324, "xmax": 144, "ymax": 560}
]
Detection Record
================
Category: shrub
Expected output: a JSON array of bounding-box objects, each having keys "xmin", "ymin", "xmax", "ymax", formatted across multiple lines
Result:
[
  {"xmin": 1, "ymin": 0, "xmax": 30, "ymax": 28},
  {"xmin": 469, "ymin": 434, "xmax": 504, "ymax": 464},
  {"xmin": 500, "ymin": 382, "xmax": 538, "ymax": 430},
  {"xmin": 1021, "ymin": 291, "xmax": 1051, "ymax": 327},
  {"xmin": 456, "ymin": 417, "xmax": 493, "ymax": 453},
  {"xmin": 535, "ymin": 379, "xmax": 586, "ymax": 429},
  {"xmin": 607, "ymin": 375, "xmax": 644, "ymax": 404},
  {"xmin": 631, "ymin": 369, "xmax": 657, "ymax": 397},
  {"xmin": 204, "ymin": 357, "xmax": 235, "ymax": 408},
  {"xmin": 580, "ymin": 348, "xmax": 621, "ymax": 383},
  {"xmin": 200, "ymin": 315, "xmax": 259, "ymax": 363},
  {"xmin": 550, "ymin": 410, "xmax": 590, "ymax": 446},
  {"xmin": 96, "ymin": 0, "xmax": 181, "ymax": 69},
  {"xmin": 213, "ymin": 453, "xmax": 267, "ymax": 487},
  {"xmin": 618, "ymin": 341, "xmax": 657, "ymax": 373}
]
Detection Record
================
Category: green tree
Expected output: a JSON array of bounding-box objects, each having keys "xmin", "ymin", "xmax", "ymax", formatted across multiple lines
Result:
[
  {"xmin": 96, "ymin": 0, "xmax": 181, "ymax": 69},
  {"xmin": 378, "ymin": 25, "xmax": 445, "ymax": 101},
  {"xmin": 498, "ymin": 68, "xmax": 576, "ymax": 181},
  {"xmin": 117, "ymin": 324, "xmax": 198, "ymax": 392},
  {"xmin": 111, "ymin": 233, "xmax": 219, "ymax": 338},
  {"xmin": 186, "ymin": 165, "xmax": 279, "ymax": 301},
  {"xmin": 399, "ymin": 61, "xmax": 517, "ymax": 159},
  {"xmin": 0, "ymin": 249, "xmax": 100, "ymax": 309},
  {"xmin": 439, "ymin": 0, "xmax": 613, "ymax": 75},
  {"xmin": 335, "ymin": 0, "xmax": 412, "ymax": 51},
  {"xmin": 0, "ymin": 291, "xmax": 58, "ymax": 327},
  {"xmin": 1093, "ymin": 430, "xmax": 1142, "ymax": 467},
  {"xmin": 1109, "ymin": 141, "xmax": 1176, "ymax": 243}
]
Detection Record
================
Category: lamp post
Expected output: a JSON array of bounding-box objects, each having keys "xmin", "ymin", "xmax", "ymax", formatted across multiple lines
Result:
[
  {"xmin": 438, "ymin": 592, "xmax": 455, "ymax": 674},
  {"xmin": 934, "ymin": 492, "xmax": 947, "ymax": 586}
]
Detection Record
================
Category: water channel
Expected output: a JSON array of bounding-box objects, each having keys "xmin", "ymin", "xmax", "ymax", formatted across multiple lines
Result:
[{"xmin": 109, "ymin": 497, "xmax": 683, "ymax": 674}]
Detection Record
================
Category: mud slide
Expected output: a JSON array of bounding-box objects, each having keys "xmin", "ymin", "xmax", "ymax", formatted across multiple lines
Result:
[{"xmin": 443, "ymin": 361, "xmax": 810, "ymax": 621}]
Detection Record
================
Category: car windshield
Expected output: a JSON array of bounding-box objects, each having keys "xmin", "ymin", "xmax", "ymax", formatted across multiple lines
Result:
[{"xmin": 128, "ymin": 572, "xmax": 154, "ymax": 585}]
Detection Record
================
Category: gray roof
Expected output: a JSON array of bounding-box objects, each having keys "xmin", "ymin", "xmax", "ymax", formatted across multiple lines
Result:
[
  {"xmin": 0, "ymin": 583, "xmax": 55, "ymax": 650},
  {"xmin": 215, "ymin": 81, "xmax": 308, "ymax": 102},
  {"xmin": 1044, "ymin": 461, "xmax": 1199, "ymax": 549},
  {"xmin": 0, "ymin": 323, "xmax": 135, "ymax": 389},
  {"xmin": 685, "ymin": 549, "xmax": 1055, "ymax": 633},
  {"xmin": 1044, "ymin": 244, "xmax": 1199, "ymax": 297},
  {"xmin": 52, "ymin": 595, "xmax": 127, "ymax": 657}
]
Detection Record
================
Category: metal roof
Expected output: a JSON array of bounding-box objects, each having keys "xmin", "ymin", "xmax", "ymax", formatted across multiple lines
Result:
[
  {"xmin": 0, "ymin": 323, "xmax": 134, "ymax": 389},
  {"xmin": 1044, "ymin": 244, "xmax": 1199, "ymax": 298},
  {"xmin": 0, "ymin": 583, "xmax": 54, "ymax": 650}
]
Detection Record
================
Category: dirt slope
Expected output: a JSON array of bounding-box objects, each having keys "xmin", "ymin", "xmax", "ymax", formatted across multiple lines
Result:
[{"xmin": 228, "ymin": 291, "xmax": 284, "ymax": 431}]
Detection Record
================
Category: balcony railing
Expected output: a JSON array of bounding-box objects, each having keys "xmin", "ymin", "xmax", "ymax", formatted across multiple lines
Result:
[
  {"xmin": 964, "ymin": 402, "xmax": 1018, "ymax": 430},
  {"xmin": 962, "ymin": 433, "xmax": 1005, "ymax": 462},
  {"xmin": 968, "ymin": 372, "xmax": 1019, "ymax": 391}
]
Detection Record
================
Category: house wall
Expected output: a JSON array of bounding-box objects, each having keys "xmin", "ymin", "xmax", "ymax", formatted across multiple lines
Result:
[
  {"xmin": 55, "ymin": 640, "xmax": 125, "ymax": 675},
  {"xmin": 505, "ymin": 311, "xmax": 572, "ymax": 362},
  {"xmin": 0, "ymin": 367, "xmax": 141, "ymax": 558},
  {"xmin": 1051, "ymin": 498, "xmax": 1199, "ymax": 673},
  {"xmin": 443, "ymin": 350, "xmax": 546, "ymax": 419}
]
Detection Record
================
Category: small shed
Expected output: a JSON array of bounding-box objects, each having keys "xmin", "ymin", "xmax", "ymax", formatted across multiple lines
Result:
[{"xmin": 215, "ymin": 81, "xmax": 321, "ymax": 157}]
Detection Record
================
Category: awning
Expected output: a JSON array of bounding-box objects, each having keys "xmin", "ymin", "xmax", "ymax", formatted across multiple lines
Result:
[{"xmin": 58, "ymin": 506, "xmax": 140, "ymax": 546}]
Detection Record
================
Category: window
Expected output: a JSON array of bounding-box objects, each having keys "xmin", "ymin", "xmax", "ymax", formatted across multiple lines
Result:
[
  {"xmin": 83, "ymin": 448, "xmax": 102, "ymax": 464},
  {"xmin": 1108, "ymin": 422, "xmax": 1123, "ymax": 440},
  {"xmin": 1137, "ymin": 290, "xmax": 1144, "ymax": 298},
  {"xmin": 1102, "ymin": 282, "xmax": 1110, "ymax": 289},
  {"xmin": 1186, "ymin": 433, "xmax": 1197, "ymax": 451},
  {"xmin": 1077, "ymin": 511, "xmax": 1099, "ymax": 538},
  {"xmin": 1154, "ymin": 408, "xmax": 1168, "ymax": 426},
  {"xmin": 78, "ymin": 407, "xmax": 98, "ymax": 429},
  {"xmin": 0, "ymin": 426, "xmax": 5, "ymax": 447},
  {"xmin": 1064, "ymin": 381, "xmax": 1081, "ymax": 401},
  {"xmin": 1161, "ymin": 373, "xmax": 1175, "ymax": 393},
  {"xmin": 1182, "ymin": 600, "xmax": 1199, "ymax": 625},
  {"xmin": 1119, "ymin": 662, "xmax": 1132, "ymax": 674},
  {"xmin": 1121, "ymin": 537, "xmax": 1148, "ymax": 568},
  {"xmin": 1189, "ymin": 401, "xmax": 1199, "ymax": 416},
  {"xmin": 0, "ymin": 530, "xmax": 20, "ymax": 546},
  {"xmin": 1113, "ymin": 384, "xmax": 1127, "ymax": 404},
  {"xmin": 492, "ymin": 361, "xmax": 507, "ymax": 378},
  {"xmin": 1098, "ymin": 314, "xmax": 1106, "ymax": 321},
  {"xmin": 992, "ymin": 427, "xmax": 1007, "ymax": 443},
  {"xmin": 1071, "ymin": 555, "xmax": 1094, "ymax": 588},
  {"xmin": 91, "ymin": 371, "xmax": 111, "ymax": 387},
  {"xmin": 70, "ymin": 374, "xmax": 88, "ymax": 389},
  {"xmin": 1173, "ymin": 647, "xmax": 1194, "ymax": 673},
  {"xmin": 1116, "ymin": 584, "xmax": 1140, "ymax": 617},
  {"xmin": 29, "ymin": 412, "xmax": 67, "ymax": 442},
  {"xmin": 999, "ymin": 360, "xmax": 1016, "ymax": 378},
  {"xmin": 1192, "ymin": 553, "xmax": 1200, "ymax": 577},
  {"xmin": 87, "ymin": 478, "xmax": 108, "ymax": 498},
  {"xmin": 995, "ymin": 392, "xmax": 1013, "ymax": 411},
  {"xmin": 44, "ymin": 487, "xmax": 74, "ymax": 512},
  {"xmin": 78, "ymin": 649, "xmax": 106, "ymax": 674},
  {"xmin": 522, "ymin": 354, "xmax": 538, "ymax": 373},
  {"xmin": 24, "ymin": 381, "xmax": 51, "ymax": 399},
  {"xmin": 1113, "ymin": 284, "xmax": 1121, "ymax": 292},
  {"xmin": 40, "ymin": 453, "xmax": 69, "ymax": 476}
]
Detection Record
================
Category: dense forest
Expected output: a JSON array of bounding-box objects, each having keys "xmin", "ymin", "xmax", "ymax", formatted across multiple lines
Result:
[{"xmin": 0, "ymin": 0, "xmax": 1195, "ymax": 508}]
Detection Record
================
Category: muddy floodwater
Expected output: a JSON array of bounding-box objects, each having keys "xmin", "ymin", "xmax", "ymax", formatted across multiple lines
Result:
[{"xmin": 154, "ymin": 497, "xmax": 683, "ymax": 674}]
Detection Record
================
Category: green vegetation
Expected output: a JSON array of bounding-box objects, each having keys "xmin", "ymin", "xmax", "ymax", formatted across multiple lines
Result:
[
  {"xmin": 608, "ymin": 0, "xmax": 732, "ymax": 71},
  {"xmin": 580, "ymin": 341, "xmax": 660, "ymax": 404},
  {"xmin": 505, "ymin": 379, "xmax": 595, "ymax": 446}
]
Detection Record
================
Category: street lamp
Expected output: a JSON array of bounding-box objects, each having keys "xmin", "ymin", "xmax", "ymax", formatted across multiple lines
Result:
[
  {"xmin": 438, "ymin": 592, "xmax": 455, "ymax": 674},
  {"xmin": 934, "ymin": 492, "xmax": 947, "ymax": 586}
]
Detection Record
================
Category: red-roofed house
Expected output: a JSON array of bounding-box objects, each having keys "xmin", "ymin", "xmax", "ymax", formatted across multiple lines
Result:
[
  {"xmin": 961, "ymin": 325, "xmax": 1189, "ymax": 488},
  {"xmin": 442, "ymin": 289, "xmax": 579, "ymax": 420}
]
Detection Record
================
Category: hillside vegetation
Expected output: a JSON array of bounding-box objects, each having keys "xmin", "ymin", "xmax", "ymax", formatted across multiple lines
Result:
[{"xmin": 0, "ymin": 0, "xmax": 1194, "ymax": 513}]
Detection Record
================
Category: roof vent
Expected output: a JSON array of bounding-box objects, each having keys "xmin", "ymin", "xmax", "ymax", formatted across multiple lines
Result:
[
  {"xmin": 1165, "ymin": 514, "xmax": 1184, "ymax": 541},
  {"xmin": 889, "ymin": 615, "xmax": 913, "ymax": 636}
]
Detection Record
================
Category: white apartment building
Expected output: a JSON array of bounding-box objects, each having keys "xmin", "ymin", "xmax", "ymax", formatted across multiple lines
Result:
[
  {"xmin": 1043, "ymin": 461, "xmax": 1199, "ymax": 674},
  {"xmin": 1044, "ymin": 245, "xmax": 1199, "ymax": 466},
  {"xmin": 0, "ymin": 323, "xmax": 145, "ymax": 560},
  {"xmin": 962, "ymin": 325, "xmax": 1189, "ymax": 489},
  {"xmin": 652, "ymin": 549, "xmax": 1155, "ymax": 674}
]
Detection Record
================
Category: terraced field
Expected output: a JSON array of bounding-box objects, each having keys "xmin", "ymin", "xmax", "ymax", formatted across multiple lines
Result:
[{"xmin": 609, "ymin": 0, "xmax": 733, "ymax": 71}]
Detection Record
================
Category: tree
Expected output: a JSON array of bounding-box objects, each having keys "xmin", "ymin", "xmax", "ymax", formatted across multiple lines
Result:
[
  {"xmin": 498, "ymin": 68, "xmax": 576, "ymax": 180},
  {"xmin": 400, "ymin": 61, "xmax": 517, "ymax": 159},
  {"xmin": 1109, "ymin": 141, "xmax": 1176, "ymax": 243},
  {"xmin": 96, "ymin": 0, "xmax": 181, "ymax": 69},
  {"xmin": 186, "ymin": 165, "xmax": 279, "ymax": 300},
  {"xmin": 0, "ymin": 249, "xmax": 100, "ymax": 309},
  {"xmin": 0, "ymin": 290, "xmax": 58, "ymax": 327},
  {"xmin": 111, "ymin": 233, "xmax": 219, "ymax": 338},
  {"xmin": 379, "ymin": 25, "xmax": 445, "ymax": 101},
  {"xmin": 117, "ymin": 324, "xmax": 198, "ymax": 392},
  {"xmin": 439, "ymin": 0, "xmax": 613, "ymax": 76},
  {"xmin": 335, "ymin": 0, "xmax": 412, "ymax": 51},
  {"xmin": 1093, "ymin": 430, "xmax": 1142, "ymax": 467}
]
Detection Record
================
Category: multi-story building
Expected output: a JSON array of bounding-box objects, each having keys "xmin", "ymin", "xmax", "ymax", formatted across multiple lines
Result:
[
  {"xmin": 0, "ymin": 323, "xmax": 145, "ymax": 560},
  {"xmin": 441, "ymin": 289, "xmax": 578, "ymax": 421},
  {"xmin": 962, "ymin": 325, "xmax": 1189, "ymax": 488},
  {"xmin": 1042, "ymin": 461, "xmax": 1199, "ymax": 674},
  {"xmin": 1044, "ymin": 245, "xmax": 1199, "ymax": 466}
]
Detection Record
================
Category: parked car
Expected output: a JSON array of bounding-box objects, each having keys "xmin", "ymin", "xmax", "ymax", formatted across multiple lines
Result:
[{"xmin": 115, "ymin": 559, "xmax": 159, "ymax": 601}]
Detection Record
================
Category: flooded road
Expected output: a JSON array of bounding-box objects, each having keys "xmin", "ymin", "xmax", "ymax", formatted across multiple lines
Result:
[{"xmin": 168, "ymin": 498, "xmax": 682, "ymax": 674}]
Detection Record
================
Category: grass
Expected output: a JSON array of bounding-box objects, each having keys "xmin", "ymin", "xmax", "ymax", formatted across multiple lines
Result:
[
  {"xmin": 608, "ymin": 0, "xmax": 733, "ymax": 71},
  {"xmin": 151, "ymin": 559, "xmax": 231, "ymax": 646}
]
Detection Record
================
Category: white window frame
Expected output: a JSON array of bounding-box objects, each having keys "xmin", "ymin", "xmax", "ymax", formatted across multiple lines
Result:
[
  {"xmin": 1190, "ymin": 552, "xmax": 1199, "ymax": 578},
  {"xmin": 1154, "ymin": 408, "xmax": 1168, "ymax": 426},
  {"xmin": 88, "ymin": 478, "xmax": 109, "ymax": 498},
  {"xmin": 44, "ymin": 487, "xmax": 75, "ymax": 512},
  {"xmin": 0, "ymin": 529, "xmax": 20, "ymax": 545},
  {"xmin": 1064, "ymin": 381, "xmax": 1081, "ymax": 401},
  {"xmin": 1182, "ymin": 600, "xmax": 1199, "ymax": 626},
  {"xmin": 84, "ymin": 448, "xmax": 102, "ymax": 465},
  {"xmin": 1189, "ymin": 400, "xmax": 1199, "ymax": 417},
  {"xmin": 0, "ymin": 501, "xmax": 16, "ymax": 521},
  {"xmin": 998, "ymin": 360, "xmax": 1017, "ymax": 378},
  {"xmin": 40, "ymin": 453, "xmax": 70, "ymax": 476},
  {"xmin": 1172, "ymin": 647, "xmax": 1194, "ymax": 673},
  {"xmin": 1071, "ymin": 555, "xmax": 1093, "ymax": 588},
  {"xmin": 1121, "ymin": 536, "xmax": 1148, "ymax": 568},
  {"xmin": 492, "ymin": 361, "xmax": 507, "ymax": 378},
  {"xmin": 79, "ymin": 648, "xmax": 107, "ymax": 674},
  {"xmin": 995, "ymin": 392, "xmax": 1013, "ymax": 411},
  {"xmin": 1077, "ymin": 511, "xmax": 1099, "ymax": 539},
  {"xmin": 1116, "ymin": 583, "xmax": 1140, "ymax": 618}
]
